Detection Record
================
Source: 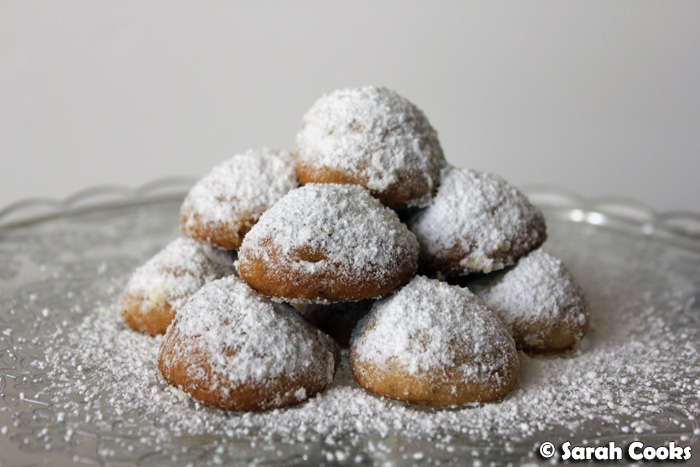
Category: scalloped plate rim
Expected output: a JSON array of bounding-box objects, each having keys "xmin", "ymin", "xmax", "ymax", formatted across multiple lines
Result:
[{"xmin": 1, "ymin": 178, "xmax": 699, "ymax": 244}]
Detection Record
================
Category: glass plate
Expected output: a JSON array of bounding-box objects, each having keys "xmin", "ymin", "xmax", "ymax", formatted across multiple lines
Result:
[{"xmin": 1, "ymin": 179, "xmax": 699, "ymax": 466}]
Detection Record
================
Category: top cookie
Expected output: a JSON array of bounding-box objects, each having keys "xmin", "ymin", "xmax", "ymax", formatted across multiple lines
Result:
[
  {"xmin": 295, "ymin": 86, "xmax": 446, "ymax": 209},
  {"xmin": 410, "ymin": 167, "xmax": 547, "ymax": 276},
  {"xmin": 180, "ymin": 148, "xmax": 298, "ymax": 250}
]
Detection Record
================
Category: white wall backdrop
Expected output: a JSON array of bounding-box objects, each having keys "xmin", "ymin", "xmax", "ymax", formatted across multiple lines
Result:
[{"xmin": 2, "ymin": 0, "xmax": 699, "ymax": 213}]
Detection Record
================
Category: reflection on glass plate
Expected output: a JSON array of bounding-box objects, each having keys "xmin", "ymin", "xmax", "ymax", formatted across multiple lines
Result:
[{"xmin": 0, "ymin": 179, "xmax": 699, "ymax": 466}]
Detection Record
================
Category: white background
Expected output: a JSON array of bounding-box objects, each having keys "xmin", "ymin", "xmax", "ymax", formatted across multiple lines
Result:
[{"xmin": 2, "ymin": 0, "xmax": 699, "ymax": 213}]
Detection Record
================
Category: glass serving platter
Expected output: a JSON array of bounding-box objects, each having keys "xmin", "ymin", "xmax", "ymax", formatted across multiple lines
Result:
[{"xmin": 0, "ymin": 179, "xmax": 699, "ymax": 466}]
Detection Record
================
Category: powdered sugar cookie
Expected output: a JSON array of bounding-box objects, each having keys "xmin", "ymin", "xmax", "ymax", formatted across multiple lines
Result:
[
  {"xmin": 471, "ymin": 249, "xmax": 589, "ymax": 353},
  {"xmin": 180, "ymin": 148, "xmax": 298, "ymax": 250},
  {"xmin": 410, "ymin": 167, "xmax": 547, "ymax": 276},
  {"xmin": 296, "ymin": 86, "xmax": 447, "ymax": 208},
  {"xmin": 350, "ymin": 276, "xmax": 519, "ymax": 406},
  {"xmin": 119, "ymin": 238, "xmax": 235, "ymax": 336},
  {"xmin": 237, "ymin": 184, "xmax": 419, "ymax": 303},
  {"xmin": 158, "ymin": 276, "xmax": 337, "ymax": 411}
]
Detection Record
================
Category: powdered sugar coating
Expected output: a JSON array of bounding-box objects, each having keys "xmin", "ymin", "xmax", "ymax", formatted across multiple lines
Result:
[
  {"xmin": 119, "ymin": 237, "xmax": 234, "ymax": 315},
  {"xmin": 351, "ymin": 276, "xmax": 517, "ymax": 384},
  {"xmin": 296, "ymin": 86, "xmax": 446, "ymax": 207},
  {"xmin": 471, "ymin": 249, "xmax": 589, "ymax": 352},
  {"xmin": 410, "ymin": 167, "xmax": 547, "ymax": 275},
  {"xmin": 159, "ymin": 276, "xmax": 336, "ymax": 407},
  {"xmin": 180, "ymin": 148, "xmax": 298, "ymax": 249},
  {"xmin": 238, "ymin": 183, "xmax": 419, "ymax": 303}
]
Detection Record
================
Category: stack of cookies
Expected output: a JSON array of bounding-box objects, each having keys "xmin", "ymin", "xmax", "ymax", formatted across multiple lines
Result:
[{"xmin": 119, "ymin": 86, "xmax": 589, "ymax": 411}]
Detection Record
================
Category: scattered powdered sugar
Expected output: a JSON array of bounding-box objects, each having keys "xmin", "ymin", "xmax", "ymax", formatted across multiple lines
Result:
[
  {"xmin": 119, "ymin": 237, "xmax": 234, "ymax": 313},
  {"xmin": 238, "ymin": 183, "xmax": 419, "ymax": 287},
  {"xmin": 10, "ymin": 195, "xmax": 698, "ymax": 463},
  {"xmin": 33, "ymin": 244, "xmax": 700, "ymax": 463},
  {"xmin": 410, "ymin": 167, "xmax": 547, "ymax": 275},
  {"xmin": 296, "ymin": 86, "xmax": 446, "ymax": 206},
  {"xmin": 350, "ymin": 276, "xmax": 515, "ymax": 381},
  {"xmin": 180, "ymin": 148, "xmax": 298, "ymax": 227},
  {"xmin": 471, "ymin": 249, "xmax": 589, "ymax": 347},
  {"xmin": 162, "ymin": 276, "xmax": 335, "ymax": 385}
]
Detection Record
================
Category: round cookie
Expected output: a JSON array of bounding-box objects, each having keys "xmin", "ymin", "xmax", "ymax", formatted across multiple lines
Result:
[
  {"xmin": 350, "ymin": 276, "xmax": 519, "ymax": 406},
  {"xmin": 410, "ymin": 167, "xmax": 547, "ymax": 276},
  {"xmin": 158, "ymin": 276, "xmax": 337, "ymax": 412},
  {"xmin": 119, "ymin": 238, "xmax": 235, "ymax": 336},
  {"xmin": 180, "ymin": 148, "xmax": 298, "ymax": 250},
  {"xmin": 296, "ymin": 86, "xmax": 447, "ymax": 208},
  {"xmin": 237, "ymin": 183, "xmax": 419, "ymax": 303},
  {"xmin": 470, "ymin": 249, "xmax": 589, "ymax": 354}
]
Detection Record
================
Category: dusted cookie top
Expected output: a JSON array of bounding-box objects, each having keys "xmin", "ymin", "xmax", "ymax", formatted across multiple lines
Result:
[
  {"xmin": 180, "ymin": 148, "xmax": 298, "ymax": 250},
  {"xmin": 350, "ymin": 276, "xmax": 518, "ymax": 406},
  {"xmin": 158, "ymin": 275, "xmax": 337, "ymax": 411},
  {"xmin": 237, "ymin": 183, "xmax": 419, "ymax": 303},
  {"xmin": 296, "ymin": 86, "xmax": 446, "ymax": 208},
  {"xmin": 410, "ymin": 167, "xmax": 547, "ymax": 276},
  {"xmin": 471, "ymin": 249, "xmax": 589, "ymax": 353},
  {"xmin": 119, "ymin": 237, "xmax": 235, "ymax": 336}
]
